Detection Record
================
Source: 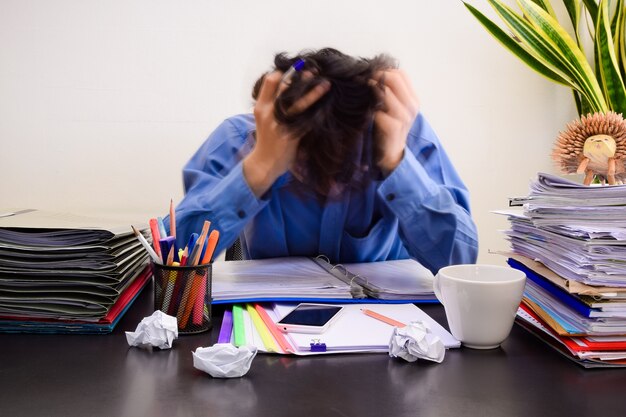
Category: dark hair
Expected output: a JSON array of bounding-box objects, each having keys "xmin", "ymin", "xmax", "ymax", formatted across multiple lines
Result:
[{"xmin": 252, "ymin": 48, "xmax": 397, "ymax": 197}]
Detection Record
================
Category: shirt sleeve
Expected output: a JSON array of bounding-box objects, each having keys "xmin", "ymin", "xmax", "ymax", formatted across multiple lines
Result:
[
  {"xmin": 376, "ymin": 113, "xmax": 479, "ymax": 273},
  {"xmin": 174, "ymin": 116, "xmax": 268, "ymax": 257}
]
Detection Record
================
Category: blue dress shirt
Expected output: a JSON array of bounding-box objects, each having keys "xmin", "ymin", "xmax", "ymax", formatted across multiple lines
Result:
[{"xmin": 174, "ymin": 113, "xmax": 478, "ymax": 273}]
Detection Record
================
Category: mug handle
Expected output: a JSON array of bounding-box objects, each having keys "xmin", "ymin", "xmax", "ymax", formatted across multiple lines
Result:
[{"xmin": 433, "ymin": 273, "xmax": 443, "ymax": 304}]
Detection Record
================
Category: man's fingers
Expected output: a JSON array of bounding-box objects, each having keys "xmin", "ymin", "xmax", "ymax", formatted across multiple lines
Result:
[
  {"xmin": 287, "ymin": 80, "xmax": 331, "ymax": 115},
  {"xmin": 276, "ymin": 70, "xmax": 315, "ymax": 97},
  {"xmin": 257, "ymin": 71, "xmax": 283, "ymax": 105},
  {"xmin": 372, "ymin": 70, "xmax": 419, "ymax": 117}
]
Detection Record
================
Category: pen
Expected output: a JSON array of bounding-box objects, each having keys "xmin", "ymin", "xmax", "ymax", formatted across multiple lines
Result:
[
  {"xmin": 280, "ymin": 58, "xmax": 305, "ymax": 85},
  {"xmin": 361, "ymin": 308, "xmax": 406, "ymax": 328},
  {"xmin": 183, "ymin": 233, "xmax": 199, "ymax": 266},
  {"xmin": 131, "ymin": 225, "xmax": 161, "ymax": 264}
]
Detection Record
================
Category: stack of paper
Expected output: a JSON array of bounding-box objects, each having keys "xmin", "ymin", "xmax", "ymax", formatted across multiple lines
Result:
[
  {"xmin": 0, "ymin": 209, "xmax": 151, "ymax": 333},
  {"xmin": 498, "ymin": 174, "xmax": 626, "ymax": 367},
  {"xmin": 217, "ymin": 302, "xmax": 459, "ymax": 355}
]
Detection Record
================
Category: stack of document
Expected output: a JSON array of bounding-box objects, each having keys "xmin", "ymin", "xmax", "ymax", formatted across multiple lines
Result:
[
  {"xmin": 498, "ymin": 173, "xmax": 626, "ymax": 367},
  {"xmin": 217, "ymin": 302, "xmax": 459, "ymax": 355},
  {"xmin": 211, "ymin": 257, "xmax": 436, "ymax": 303},
  {"xmin": 0, "ymin": 209, "xmax": 151, "ymax": 333}
]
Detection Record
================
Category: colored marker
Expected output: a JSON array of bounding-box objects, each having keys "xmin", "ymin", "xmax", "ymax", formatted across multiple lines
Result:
[
  {"xmin": 200, "ymin": 230, "xmax": 220, "ymax": 264},
  {"xmin": 149, "ymin": 218, "xmax": 162, "ymax": 258}
]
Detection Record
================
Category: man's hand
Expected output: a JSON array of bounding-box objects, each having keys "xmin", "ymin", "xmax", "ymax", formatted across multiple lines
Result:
[
  {"xmin": 243, "ymin": 71, "xmax": 330, "ymax": 197},
  {"xmin": 370, "ymin": 69, "xmax": 420, "ymax": 176}
]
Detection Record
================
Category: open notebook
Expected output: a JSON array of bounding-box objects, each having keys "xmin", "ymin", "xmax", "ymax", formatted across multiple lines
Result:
[
  {"xmin": 211, "ymin": 256, "xmax": 436, "ymax": 304},
  {"xmin": 220, "ymin": 302, "xmax": 459, "ymax": 355}
]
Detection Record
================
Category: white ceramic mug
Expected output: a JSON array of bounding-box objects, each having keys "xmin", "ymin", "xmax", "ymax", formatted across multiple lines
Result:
[{"xmin": 433, "ymin": 264, "xmax": 526, "ymax": 349}]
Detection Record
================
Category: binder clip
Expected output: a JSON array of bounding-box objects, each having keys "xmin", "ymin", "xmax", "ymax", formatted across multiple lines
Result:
[{"xmin": 310, "ymin": 340, "xmax": 327, "ymax": 352}]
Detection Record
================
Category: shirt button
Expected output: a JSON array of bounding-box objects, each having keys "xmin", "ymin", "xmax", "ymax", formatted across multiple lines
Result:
[
  {"xmin": 386, "ymin": 193, "xmax": 395, "ymax": 202},
  {"xmin": 237, "ymin": 210, "xmax": 246, "ymax": 218}
]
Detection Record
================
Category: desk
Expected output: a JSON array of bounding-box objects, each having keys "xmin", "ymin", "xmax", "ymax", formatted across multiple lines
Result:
[{"xmin": 0, "ymin": 285, "xmax": 623, "ymax": 417}]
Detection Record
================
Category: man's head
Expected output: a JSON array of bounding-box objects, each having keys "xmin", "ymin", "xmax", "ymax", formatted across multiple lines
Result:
[{"xmin": 252, "ymin": 48, "xmax": 397, "ymax": 197}]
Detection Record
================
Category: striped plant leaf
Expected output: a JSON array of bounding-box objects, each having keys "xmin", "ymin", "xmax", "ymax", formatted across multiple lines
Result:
[
  {"xmin": 529, "ymin": 0, "xmax": 556, "ymax": 18},
  {"xmin": 610, "ymin": 0, "xmax": 622, "ymax": 37},
  {"xmin": 621, "ymin": 4, "xmax": 626, "ymax": 81},
  {"xmin": 582, "ymin": 0, "xmax": 599, "ymax": 24},
  {"xmin": 562, "ymin": 0, "xmax": 582, "ymax": 47},
  {"xmin": 488, "ymin": 0, "xmax": 601, "ymax": 111},
  {"xmin": 611, "ymin": 1, "xmax": 626, "ymax": 82},
  {"xmin": 465, "ymin": 0, "xmax": 626, "ymax": 116},
  {"xmin": 463, "ymin": 2, "xmax": 569, "ymax": 85},
  {"xmin": 518, "ymin": 0, "xmax": 608, "ymax": 112},
  {"xmin": 596, "ymin": 0, "xmax": 626, "ymax": 114}
]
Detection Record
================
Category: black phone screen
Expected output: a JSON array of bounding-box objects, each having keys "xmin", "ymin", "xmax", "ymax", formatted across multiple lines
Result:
[{"xmin": 278, "ymin": 304, "xmax": 343, "ymax": 326}]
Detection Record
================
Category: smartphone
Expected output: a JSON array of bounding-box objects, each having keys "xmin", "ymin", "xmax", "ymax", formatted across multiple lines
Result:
[{"xmin": 276, "ymin": 303, "xmax": 344, "ymax": 334}]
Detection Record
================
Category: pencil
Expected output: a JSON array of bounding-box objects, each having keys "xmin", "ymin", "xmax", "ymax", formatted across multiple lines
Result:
[
  {"xmin": 131, "ymin": 225, "xmax": 161, "ymax": 264},
  {"xmin": 169, "ymin": 198, "xmax": 176, "ymax": 238},
  {"xmin": 190, "ymin": 220, "xmax": 211, "ymax": 266},
  {"xmin": 361, "ymin": 308, "xmax": 406, "ymax": 328}
]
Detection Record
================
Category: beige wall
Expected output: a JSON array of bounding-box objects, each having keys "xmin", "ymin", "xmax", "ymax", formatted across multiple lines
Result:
[{"xmin": 0, "ymin": 0, "xmax": 577, "ymax": 264}]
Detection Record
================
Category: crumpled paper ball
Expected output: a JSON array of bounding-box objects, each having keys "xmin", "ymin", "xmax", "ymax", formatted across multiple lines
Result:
[
  {"xmin": 193, "ymin": 344, "xmax": 257, "ymax": 378},
  {"xmin": 388, "ymin": 321, "xmax": 445, "ymax": 363},
  {"xmin": 125, "ymin": 310, "xmax": 178, "ymax": 350}
]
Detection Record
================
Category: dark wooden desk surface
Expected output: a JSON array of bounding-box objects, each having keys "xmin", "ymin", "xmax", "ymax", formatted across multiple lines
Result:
[{"xmin": 0, "ymin": 284, "xmax": 624, "ymax": 417}]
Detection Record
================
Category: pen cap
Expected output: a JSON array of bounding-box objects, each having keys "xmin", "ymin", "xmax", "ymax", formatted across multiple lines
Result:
[{"xmin": 153, "ymin": 262, "xmax": 213, "ymax": 334}]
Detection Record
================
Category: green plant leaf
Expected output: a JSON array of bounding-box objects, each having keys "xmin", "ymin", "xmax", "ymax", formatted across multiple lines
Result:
[
  {"xmin": 562, "ymin": 0, "xmax": 582, "ymax": 47},
  {"xmin": 610, "ymin": 0, "xmax": 622, "ymax": 36},
  {"xmin": 485, "ymin": 0, "xmax": 603, "ymax": 111},
  {"xmin": 529, "ymin": 0, "xmax": 556, "ymax": 18},
  {"xmin": 611, "ymin": 2, "xmax": 626, "ymax": 82},
  {"xmin": 485, "ymin": 1, "xmax": 580, "ymax": 84},
  {"xmin": 596, "ymin": 0, "xmax": 626, "ymax": 113},
  {"xmin": 582, "ymin": 0, "xmax": 599, "ymax": 23},
  {"xmin": 463, "ymin": 2, "xmax": 569, "ymax": 85},
  {"xmin": 621, "ymin": 5, "xmax": 626, "ymax": 81},
  {"xmin": 517, "ymin": 0, "xmax": 608, "ymax": 112}
]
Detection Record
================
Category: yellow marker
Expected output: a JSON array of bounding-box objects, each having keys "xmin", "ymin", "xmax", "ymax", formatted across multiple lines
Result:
[{"xmin": 246, "ymin": 304, "xmax": 278, "ymax": 353}]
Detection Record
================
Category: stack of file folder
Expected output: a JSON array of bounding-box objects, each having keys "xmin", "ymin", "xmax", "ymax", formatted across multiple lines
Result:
[
  {"xmin": 211, "ymin": 256, "xmax": 437, "ymax": 304},
  {"xmin": 499, "ymin": 174, "xmax": 626, "ymax": 367},
  {"xmin": 0, "ymin": 209, "xmax": 152, "ymax": 333}
]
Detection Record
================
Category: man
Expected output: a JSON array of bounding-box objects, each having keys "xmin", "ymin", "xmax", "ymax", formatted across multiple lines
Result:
[{"xmin": 174, "ymin": 48, "xmax": 478, "ymax": 273}]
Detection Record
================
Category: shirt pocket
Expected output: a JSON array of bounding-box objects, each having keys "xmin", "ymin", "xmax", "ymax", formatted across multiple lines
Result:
[{"xmin": 340, "ymin": 216, "xmax": 401, "ymax": 263}]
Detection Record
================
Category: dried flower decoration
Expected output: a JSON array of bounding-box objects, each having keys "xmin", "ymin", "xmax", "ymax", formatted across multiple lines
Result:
[{"xmin": 552, "ymin": 112, "xmax": 626, "ymax": 185}]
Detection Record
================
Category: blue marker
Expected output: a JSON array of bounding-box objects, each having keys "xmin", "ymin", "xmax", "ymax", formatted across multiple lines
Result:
[
  {"xmin": 159, "ymin": 236, "xmax": 177, "ymax": 264},
  {"xmin": 280, "ymin": 58, "xmax": 306, "ymax": 85}
]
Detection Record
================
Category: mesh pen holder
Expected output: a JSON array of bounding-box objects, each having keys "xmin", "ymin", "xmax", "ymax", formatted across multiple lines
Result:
[{"xmin": 153, "ymin": 262, "xmax": 213, "ymax": 334}]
